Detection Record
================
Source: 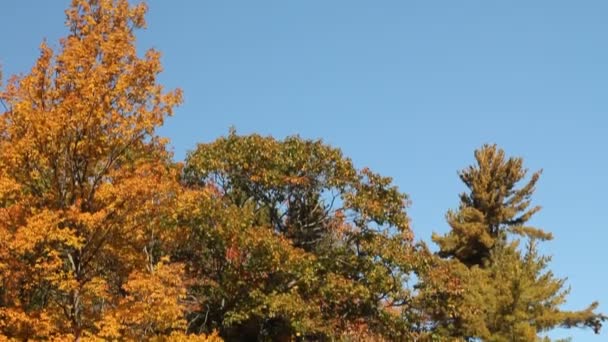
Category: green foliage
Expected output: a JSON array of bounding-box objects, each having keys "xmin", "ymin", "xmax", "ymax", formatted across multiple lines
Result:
[
  {"xmin": 433, "ymin": 144, "xmax": 550, "ymax": 267},
  {"xmin": 428, "ymin": 144, "xmax": 606, "ymax": 341},
  {"xmin": 180, "ymin": 131, "xmax": 420, "ymax": 340}
]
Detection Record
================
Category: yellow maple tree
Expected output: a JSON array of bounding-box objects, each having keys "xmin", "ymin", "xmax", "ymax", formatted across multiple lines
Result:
[{"xmin": 0, "ymin": 0, "xmax": 190, "ymax": 340}]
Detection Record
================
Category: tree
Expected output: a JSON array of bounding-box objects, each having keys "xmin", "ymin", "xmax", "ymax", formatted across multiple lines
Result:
[
  {"xmin": 430, "ymin": 144, "xmax": 605, "ymax": 340},
  {"xmin": 433, "ymin": 145, "xmax": 549, "ymax": 267},
  {"xmin": 0, "ymin": 0, "xmax": 202, "ymax": 339},
  {"xmin": 180, "ymin": 131, "xmax": 423, "ymax": 340},
  {"xmin": 3, "ymin": 1, "xmax": 605, "ymax": 341}
]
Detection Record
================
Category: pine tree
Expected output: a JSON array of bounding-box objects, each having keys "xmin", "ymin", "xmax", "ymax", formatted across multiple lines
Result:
[
  {"xmin": 433, "ymin": 144, "xmax": 550, "ymax": 267},
  {"xmin": 431, "ymin": 144, "xmax": 605, "ymax": 340}
]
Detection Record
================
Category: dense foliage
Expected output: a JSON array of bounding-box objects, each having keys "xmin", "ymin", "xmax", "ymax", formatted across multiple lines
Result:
[
  {"xmin": 0, "ymin": 1, "xmax": 604, "ymax": 341},
  {"xmin": 430, "ymin": 145, "xmax": 605, "ymax": 341}
]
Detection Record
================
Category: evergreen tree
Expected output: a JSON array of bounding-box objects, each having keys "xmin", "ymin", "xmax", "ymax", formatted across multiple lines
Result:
[
  {"xmin": 431, "ymin": 144, "xmax": 605, "ymax": 340},
  {"xmin": 433, "ymin": 144, "xmax": 550, "ymax": 267}
]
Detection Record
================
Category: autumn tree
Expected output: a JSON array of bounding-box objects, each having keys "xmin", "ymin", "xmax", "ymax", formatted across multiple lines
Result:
[
  {"xmin": 4, "ymin": 1, "xmax": 605, "ymax": 341},
  {"xmin": 0, "ymin": 0, "xmax": 221, "ymax": 340},
  {"xmin": 180, "ymin": 131, "xmax": 423, "ymax": 340},
  {"xmin": 429, "ymin": 144, "xmax": 605, "ymax": 341}
]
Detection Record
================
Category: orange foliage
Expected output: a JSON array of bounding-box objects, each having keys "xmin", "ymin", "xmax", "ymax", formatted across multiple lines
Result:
[{"xmin": 0, "ymin": 0, "xmax": 185, "ymax": 340}]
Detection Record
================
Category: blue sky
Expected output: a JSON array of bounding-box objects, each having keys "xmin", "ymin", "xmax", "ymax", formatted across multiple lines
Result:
[{"xmin": 2, "ymin": 1, "xmax": 607, "ymax": 340}]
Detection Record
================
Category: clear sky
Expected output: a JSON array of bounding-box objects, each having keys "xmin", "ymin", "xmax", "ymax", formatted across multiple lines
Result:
[{"xmin": 2, "ymin": 1, "xmax": 607, "ymax": 340}]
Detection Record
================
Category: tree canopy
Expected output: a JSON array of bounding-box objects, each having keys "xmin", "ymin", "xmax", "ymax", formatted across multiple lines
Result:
[
  {"xmin": 0, "ymin": 1, "xmax": 604, "ymax": 341},
  {"xmin": 430, "ymin": 144, "xmax": 606, "ymax": 341}
]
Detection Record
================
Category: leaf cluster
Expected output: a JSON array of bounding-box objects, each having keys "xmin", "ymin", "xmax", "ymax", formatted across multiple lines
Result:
[{"xmin": 0, "ymin": 2, "xmax": 604, "ymax": 341}]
